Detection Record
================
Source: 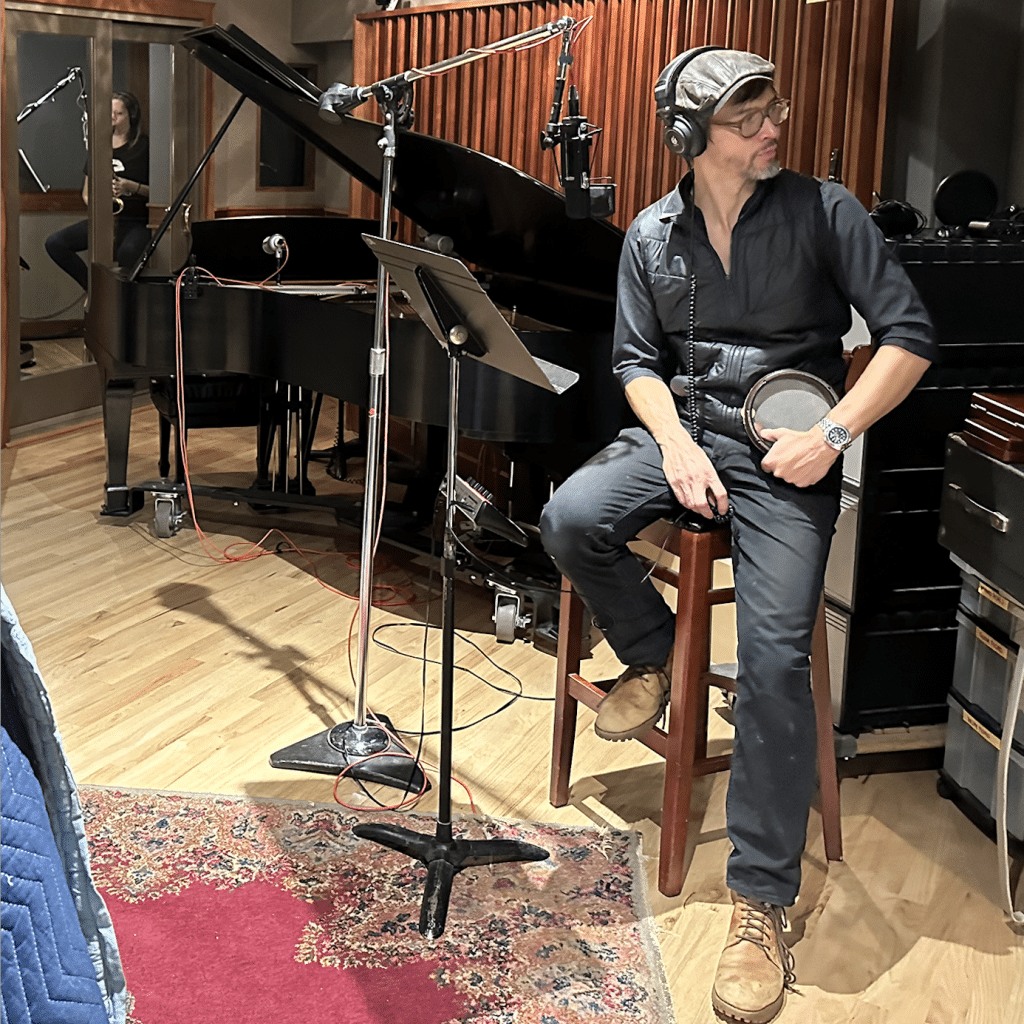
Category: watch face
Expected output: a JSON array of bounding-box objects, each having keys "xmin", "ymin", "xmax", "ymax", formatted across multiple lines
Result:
[{"xmin": 825, "ymin": 423, "xmax": 850, "ymax": 448}]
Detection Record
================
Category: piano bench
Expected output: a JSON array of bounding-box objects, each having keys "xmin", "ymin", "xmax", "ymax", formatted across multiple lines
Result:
[{"xmin": 149, "ymin": 375, "xmax": 264, "ymax": 481}]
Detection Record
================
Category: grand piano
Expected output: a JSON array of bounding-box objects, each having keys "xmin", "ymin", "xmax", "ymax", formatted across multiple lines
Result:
[{"xmin": 86, "ymin": 24, "xmax": 630, "ymax": 645}]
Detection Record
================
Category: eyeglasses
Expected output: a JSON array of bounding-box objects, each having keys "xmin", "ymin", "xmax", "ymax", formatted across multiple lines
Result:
[{"xmin": 712, "ymin": 97, "xmax": 790, "ymax": 138}]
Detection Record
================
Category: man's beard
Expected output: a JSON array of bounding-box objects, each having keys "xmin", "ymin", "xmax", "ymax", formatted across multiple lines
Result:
[{"xmin": 750, "ymin": 156, "xmax": 781, "ymax": 181}]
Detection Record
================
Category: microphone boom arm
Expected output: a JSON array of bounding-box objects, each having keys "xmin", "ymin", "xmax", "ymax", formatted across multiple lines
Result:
[
  {"xmin": 540, "ymin": 25, "xmax": 574, "ymax": 150},
  {"xmin": 319, "ymin": 15, "xmax": 575, "ymax": 122},
  {"xmin": 17, "ymin": 66, "xmax": 83, "ymax": 123}
]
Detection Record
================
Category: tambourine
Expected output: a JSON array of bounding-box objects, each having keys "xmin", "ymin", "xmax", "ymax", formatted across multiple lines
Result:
[{"xmin": 742, "ymin": 369, "xmax": 839, "ymax": 453}]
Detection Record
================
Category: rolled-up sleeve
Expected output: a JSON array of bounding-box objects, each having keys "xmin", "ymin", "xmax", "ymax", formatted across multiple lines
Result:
[
  {"xmin": 612, "ymin": 220, "xmax": 671, "ymax": 389},
  {"xmin": 820, "ymin": 181, "xmax": 938, "ymax": 362}
]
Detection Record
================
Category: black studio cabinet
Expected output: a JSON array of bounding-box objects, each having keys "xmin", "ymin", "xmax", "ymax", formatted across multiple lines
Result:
[{"xmin": 824, "ymin": 237, "xmax": 1024, "ymax": 736}]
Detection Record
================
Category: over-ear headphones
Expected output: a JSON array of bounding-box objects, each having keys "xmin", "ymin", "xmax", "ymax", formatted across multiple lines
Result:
[{"xmin": 654, "ymin": 45, "xmax": 723, "ymax": 161}]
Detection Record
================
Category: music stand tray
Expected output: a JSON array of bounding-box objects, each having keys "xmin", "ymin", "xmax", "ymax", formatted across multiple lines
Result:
[{"xmin": 360, "ymin": 235, "xmax": 578, "ymax": 395}]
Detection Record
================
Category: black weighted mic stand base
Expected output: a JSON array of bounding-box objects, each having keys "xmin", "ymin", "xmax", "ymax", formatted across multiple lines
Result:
[
  {"xmin": 353, "ymin": 821, "xmax": 548, "ymax": 938},
  {"xmin": 269, "ymin": 714, "xmax": 429, "ymax": 793}
]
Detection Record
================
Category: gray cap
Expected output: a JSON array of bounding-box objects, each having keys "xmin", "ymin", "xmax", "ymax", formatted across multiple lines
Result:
[{"xmin": 675, "ymin": 49, "xmax": 775, "ymax": 115}]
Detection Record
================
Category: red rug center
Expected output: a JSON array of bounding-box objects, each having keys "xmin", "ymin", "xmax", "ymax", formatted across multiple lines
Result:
[{"xmin": 104, "ymin": 879, "xmax": 468, "ymax": 1024}]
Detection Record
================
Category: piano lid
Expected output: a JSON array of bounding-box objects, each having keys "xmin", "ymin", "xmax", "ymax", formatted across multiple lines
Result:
[{"xmin": 180, "ymin": 25, "xmax": 624, "ymax": 307}]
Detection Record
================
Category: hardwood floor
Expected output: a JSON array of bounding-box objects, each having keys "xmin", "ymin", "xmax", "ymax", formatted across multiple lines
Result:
[{"xmin": 2, "ymin": 403, "xmax": 1022, "ymax": 1023}]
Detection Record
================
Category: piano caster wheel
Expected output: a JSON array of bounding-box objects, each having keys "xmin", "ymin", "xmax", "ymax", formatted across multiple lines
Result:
[
  {"xmin": 492, "ymin": 591, "xmax": 521, "ymax": 644},
  {"xmin": 153, "ymin": 493, "xmax": 184, "ymax": 538}
]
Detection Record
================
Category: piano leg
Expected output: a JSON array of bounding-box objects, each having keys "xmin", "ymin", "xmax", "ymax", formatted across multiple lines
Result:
[
  {"xmin": 255, "ymin": 385, "xmax": 276, "ymax": 488},
  {"xmin": 174, "ymin": 425, "xmax": 187, "ymax": 484},
  {"xmin": 158, "ymin": 415, "xmax": 171, "ymax": 479},
  {"xmin": 101, "ymin": 378, "xmax": 144, "ymax": 517}
]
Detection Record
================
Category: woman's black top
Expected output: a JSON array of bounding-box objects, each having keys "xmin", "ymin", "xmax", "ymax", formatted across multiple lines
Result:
[{"xmin": 86, "ymin": 134, "xmax": 150, "ymax": 221}]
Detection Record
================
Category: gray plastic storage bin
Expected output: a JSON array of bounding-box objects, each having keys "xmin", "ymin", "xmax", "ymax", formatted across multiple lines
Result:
[
  {"xmin": 943, "ymin": 693, "xmax": 1023, "ymax": 841},
  {"xmin": 958, "ymin": 569, "xmax": 1024, "ymax": 640},
  {"xmin": 952, "ymin": 610, "xmax": 1024, "ymax": 745}
]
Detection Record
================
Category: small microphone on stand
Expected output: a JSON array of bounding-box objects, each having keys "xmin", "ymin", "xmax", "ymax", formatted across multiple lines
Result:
[
  {"xmin": 318, "ymin": 82, "xmax": 372, "ymax": 123},
  {"xmin": 262, "ymin": 233, "xmax": 286, "ymax": 256},
  {"xmin": 262, "ymin": 234, "xmax": 286, "ymax": 284},
  {"xmin": 421, "ymin": 233, "xmax": 454, "ymax": 254}
]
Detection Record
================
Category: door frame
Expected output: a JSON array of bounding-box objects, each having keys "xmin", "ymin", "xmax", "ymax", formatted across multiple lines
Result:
[{"xmin": 1, "ymin": 0, "xmax": 212, "ymax": 442}]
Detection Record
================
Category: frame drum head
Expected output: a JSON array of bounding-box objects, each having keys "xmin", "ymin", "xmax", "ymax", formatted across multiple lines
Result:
[{"xmin": 743, "ymin": 369, "xmax": 840, "ymax": 453}]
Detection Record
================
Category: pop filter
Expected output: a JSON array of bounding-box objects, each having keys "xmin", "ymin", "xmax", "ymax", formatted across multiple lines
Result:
[{"xmin": 742, "ymin": 369, "xmax": 839, "ymax": 453}]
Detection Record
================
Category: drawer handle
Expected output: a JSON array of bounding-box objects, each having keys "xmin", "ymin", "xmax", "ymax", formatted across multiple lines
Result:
[{"xmin": 949, "ymin": 483, "xmax": 1009, "ymax": 533}]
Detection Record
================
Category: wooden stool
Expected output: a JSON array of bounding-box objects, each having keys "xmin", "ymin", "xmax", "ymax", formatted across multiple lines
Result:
[{"xmin": 550, "ymin": 517, "xmax": 843, "ymax": 898}]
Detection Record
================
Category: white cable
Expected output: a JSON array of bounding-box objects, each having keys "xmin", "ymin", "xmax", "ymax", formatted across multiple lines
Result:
[{"xmin": 996, "ymin": 629, "xmax": 1024, "ymax": 925}]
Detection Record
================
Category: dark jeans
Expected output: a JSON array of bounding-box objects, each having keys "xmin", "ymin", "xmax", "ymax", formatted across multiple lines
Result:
[
  {"xmin": 540, "ymin": 425, "xmax": 841, "ymax": 906},
  {"xmin": 44, "ymin": 218, "xmax": 150, "ymax": 290}
]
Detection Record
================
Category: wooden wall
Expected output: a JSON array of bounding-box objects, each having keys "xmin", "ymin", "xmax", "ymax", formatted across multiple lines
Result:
[{"xmin": 351, "ymin": 0, "xmax": 895, "ymax": 231}]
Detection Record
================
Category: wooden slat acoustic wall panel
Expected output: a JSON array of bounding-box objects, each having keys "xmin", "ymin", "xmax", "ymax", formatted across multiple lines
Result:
[{"xmin": 351, "ymin": 0, "xmax": 893, "ymax": 233}]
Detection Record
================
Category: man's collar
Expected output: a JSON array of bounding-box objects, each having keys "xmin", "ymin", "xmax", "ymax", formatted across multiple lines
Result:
[
  {"xmin": 660, "ymin": 169, "xmax": 779, "ymax": 223},
  {"xmin": 658, "ymin": 172, "xmax": 693, "ymax": 222}
]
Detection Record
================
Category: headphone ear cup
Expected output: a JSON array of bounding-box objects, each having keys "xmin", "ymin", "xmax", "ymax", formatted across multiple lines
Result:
[{"xmin": 664, "ymin": 114, "xmax": 706, "ymax": 161}]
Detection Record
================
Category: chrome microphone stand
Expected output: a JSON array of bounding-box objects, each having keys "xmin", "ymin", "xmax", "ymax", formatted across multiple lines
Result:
[
  {"xmin": 270, "ymin": 16, "xmax": 575, "ymax": 796},
  {"xmin": 270, "ymin": 94, "xmax": 424, "ymax": 791}
]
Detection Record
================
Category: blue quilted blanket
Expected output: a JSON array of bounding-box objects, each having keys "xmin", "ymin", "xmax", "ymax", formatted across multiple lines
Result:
[
  {"xmin": 1, "ymin": 586, "xmax": 124, "ymax": 1024},
  {"xmin": 2, "ymin": 728, "xmax": 108, "ymax": 1024}
]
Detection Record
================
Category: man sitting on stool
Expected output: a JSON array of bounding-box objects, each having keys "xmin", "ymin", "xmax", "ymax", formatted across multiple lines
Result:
[{"xmin": 540, "ymin": 47, "xmax": 937, "ymax": 1024}]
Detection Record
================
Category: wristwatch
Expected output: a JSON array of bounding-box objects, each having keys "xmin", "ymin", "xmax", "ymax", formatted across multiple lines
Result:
[{"xmin": 817, "ymin": 415, "xmax": 853, "ymax": 452}]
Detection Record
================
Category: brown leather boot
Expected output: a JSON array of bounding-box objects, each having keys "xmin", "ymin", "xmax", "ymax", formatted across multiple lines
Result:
[
  {"xmin": 593, "ymin": 653, "xmax": 672, "ymax": 741},
  {"xmin": 711, "ymin": 893, "xmax": 795, "ymax": 1024}
]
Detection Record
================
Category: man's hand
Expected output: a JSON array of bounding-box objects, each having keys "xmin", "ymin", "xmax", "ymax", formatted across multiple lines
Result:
[
  {"xmin": 621, "ymin": 376, "xmax": 728, "ymax": 518},
  {"xmin": 661, "ymin": 437, "xmax": 729, "ymax": 519},
  {"xmin": 759, "ymin": 426, "xmax": 839, "ymax": 487}
]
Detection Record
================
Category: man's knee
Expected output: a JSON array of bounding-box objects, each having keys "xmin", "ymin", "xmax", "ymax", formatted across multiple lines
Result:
[{"xmin": 539, "ymin": 484, "xmax": 594, "ymax": 567}]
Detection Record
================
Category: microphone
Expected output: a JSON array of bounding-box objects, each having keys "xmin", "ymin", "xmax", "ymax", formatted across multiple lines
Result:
[
  {"xmin": 421, "ymin": 233, "xmax": 454, "ymax": 254},
  {"xmin": 262, "ymin": 233, "xmax": 286, "ymax": 256},
  {"xmin": 540, "ymin": 33, "xmax": 615, "ymax": 220},
  {"xmin": 561, "ymin": 87, "xmax": 590, "ymax": 220},
  {"xmin": 318, "ymin": 82, "xmax": 372, "ymax": 123}
]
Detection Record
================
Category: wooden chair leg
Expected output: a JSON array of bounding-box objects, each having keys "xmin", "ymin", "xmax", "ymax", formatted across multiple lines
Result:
[
  {"xmin": 658, "ymin": 533, "xmax": 713, "ymax": 897},
  {"xmin": 550, "ymin": 577, "xmax": 584, "ymax": 808},
  {"xmin": 811, "ymin": 596, "xmax": 843, "ymax": 862}
]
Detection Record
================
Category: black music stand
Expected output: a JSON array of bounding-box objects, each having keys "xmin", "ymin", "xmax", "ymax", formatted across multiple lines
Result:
[{"xmin": 355, "ymin": 235, "xmax": 578, "ymax": 937}]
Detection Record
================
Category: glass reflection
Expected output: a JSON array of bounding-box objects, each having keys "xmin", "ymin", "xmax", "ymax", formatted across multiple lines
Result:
[
  {"xmin": 17, "ymin": 33, "xmax": 154, "ymax": 380},
  {"xmin": 43, "ymin": 94, "xmax": 151, "ymax": 290}
]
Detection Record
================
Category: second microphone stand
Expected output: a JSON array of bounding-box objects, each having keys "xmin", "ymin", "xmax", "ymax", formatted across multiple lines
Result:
[
  {"xmin": 271, "ymin": 14, "xmax": 576, "ymax": 792},
  {"xmin": 269, "ymin": 90, "xmax": 425, "ymax": 792}
]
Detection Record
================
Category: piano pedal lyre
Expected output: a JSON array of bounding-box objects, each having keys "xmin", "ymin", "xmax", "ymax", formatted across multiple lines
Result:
[{"xmin": 152, "ymin": 491, "xmax": 187, "ymax": 539}]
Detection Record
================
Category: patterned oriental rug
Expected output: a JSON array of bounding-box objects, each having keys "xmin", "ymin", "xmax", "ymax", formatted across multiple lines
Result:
[{"xmin": 80, "ymin": 788, "xmax": 675, "ymax": 1024}]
